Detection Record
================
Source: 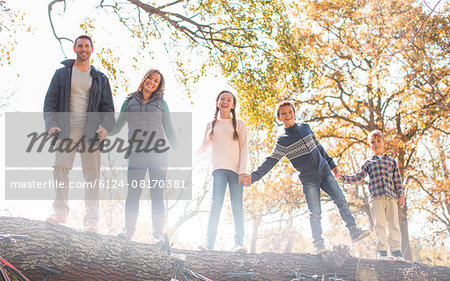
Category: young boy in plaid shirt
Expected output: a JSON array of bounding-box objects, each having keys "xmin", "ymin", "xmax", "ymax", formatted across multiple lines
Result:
[{"xmin": 338, "ymin": 130, "xmax": 405, "ymax": 260}]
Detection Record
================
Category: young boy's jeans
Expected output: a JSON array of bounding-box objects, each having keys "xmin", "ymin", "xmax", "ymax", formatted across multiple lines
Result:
[
  {"xmin": 206, "ymin": 169, "xmax": 244, "ymax": 248},
  {"xmin": 300, "ymin": 169, "xmax": 356, "ymax": 247},
  {"xmin": 370, "ymin": 195, "xmax": 401, "ymax": 252}
]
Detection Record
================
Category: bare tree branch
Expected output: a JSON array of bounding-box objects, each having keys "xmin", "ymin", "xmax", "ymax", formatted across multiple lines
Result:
[
  {"xmin": 48, "ymin": 0, "xmax": 73, "ymax": 58},
  {"xmin": 156, "ymin": 0, "xmax": 185, "ymax": 11},
  {"xmin": 125, "ymin": 0, "xmax": 254, "ymax": 50},
  {"xmin": 385, "ymin": 0, "xmax": 443, "ymax": 57}
]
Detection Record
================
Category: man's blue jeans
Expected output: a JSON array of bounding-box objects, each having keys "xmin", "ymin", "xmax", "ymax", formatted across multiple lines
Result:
[
  {"xmin": 206, "ymin": 169, "xmax": 244, "ymax": 248},
  {"xmin": 301, "ymin": 168, "xmax": 356, "ymax": 246}
]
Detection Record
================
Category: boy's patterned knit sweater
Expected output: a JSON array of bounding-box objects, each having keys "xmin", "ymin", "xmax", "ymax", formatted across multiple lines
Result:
[{"xmin": 251, "ymin": 123, "xmax": 336, "ymax": 182}]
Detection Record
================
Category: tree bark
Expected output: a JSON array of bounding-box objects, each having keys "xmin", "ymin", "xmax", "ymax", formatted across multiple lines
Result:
[
  {"xmin": 250, "ymin": 215, "xmax": 261, "ymax": 254},
  {"xmin": 399, "ymin": 201, "xmax": 413, "ymax": 261},
  {"xmin": 397, "ymin": 146, "xmax": 413, "ymax": 262},
  {"xmin": 1, "ymin": 217, "xmax": 448, "ymax": 281}
]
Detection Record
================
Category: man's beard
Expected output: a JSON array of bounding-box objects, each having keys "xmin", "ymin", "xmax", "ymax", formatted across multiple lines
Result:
[{"xmin": 77, "ymin": 52, "xmax": 90, "ymax": 62}]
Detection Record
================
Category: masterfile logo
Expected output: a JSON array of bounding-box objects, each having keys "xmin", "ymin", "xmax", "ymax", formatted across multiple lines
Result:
[{"xmin": 4, "ymin": 112, "xmax": 193, "ymax": 200}]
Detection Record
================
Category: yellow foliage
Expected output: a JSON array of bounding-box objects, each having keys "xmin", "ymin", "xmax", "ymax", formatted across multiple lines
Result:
[{"xmin": 0, "ymin": 1, "xmax": 31, "ymax": 66}]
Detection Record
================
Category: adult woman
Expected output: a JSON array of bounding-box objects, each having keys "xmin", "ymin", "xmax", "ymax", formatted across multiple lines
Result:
[{"xmin": 113, "ymin": 68, "xmax": 177, "ymax": 243}]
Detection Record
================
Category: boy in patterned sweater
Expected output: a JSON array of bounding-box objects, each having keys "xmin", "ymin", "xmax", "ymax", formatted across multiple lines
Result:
[
  {"xmin": 243, "ymin": 101, "xmax": 369, "ymax": 254},
  {"xmin": 339, "ymin": 130, "xmax": 405, "ymax": 260}
]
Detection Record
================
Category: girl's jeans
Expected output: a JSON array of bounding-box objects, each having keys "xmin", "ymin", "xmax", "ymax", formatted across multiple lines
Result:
[{"xmin": 206, "ymin": 169, "xmax": 244, "ymax": 248}]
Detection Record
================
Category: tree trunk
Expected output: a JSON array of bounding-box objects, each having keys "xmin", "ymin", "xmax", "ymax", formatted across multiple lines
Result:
[
  {"xmin": 399, "ymin": 201, "xmax": 412, "ymax": 261},
  {"xmin": 397, "ymin": 144, "xmax": 413, "ymax": 262},
  {"xmin": 284, "ymin": 211, "xmax": 294, "ymax": 254},
  {"xmin": 362, "ymin": 204, "xmax": 373, "ymax": 231},
  {"xmin": 250, "ymin": 215, "xmax": 261, "ymax": 254},
  {"xmin": 1, "ymin": 217, "xmax": 448, "ymax": 281}
]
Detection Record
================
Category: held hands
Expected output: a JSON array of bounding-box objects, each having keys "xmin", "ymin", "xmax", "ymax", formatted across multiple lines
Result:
[
  {"xmin": 239, "ymin": 174, "xmax": 252, "ymax": 187},
  {"xmin": 398, "ymin": 197, "xmax": 405, "ymax": 208},
  {"xmin": 47, "ymin": 126, "xmax": 61, "ymax": 137},
  {"xmin": 96, "ymin": 125, "xmax": 108, "ymax": 142},
  {"xmin": 332, "ymin": 167, "xmax": 342, "ymax": 180}
]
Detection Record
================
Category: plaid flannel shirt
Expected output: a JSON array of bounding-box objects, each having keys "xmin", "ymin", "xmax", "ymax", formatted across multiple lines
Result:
[{"xmin": 341, "ymin": 154, "xmax": 404, "ymax": 202}]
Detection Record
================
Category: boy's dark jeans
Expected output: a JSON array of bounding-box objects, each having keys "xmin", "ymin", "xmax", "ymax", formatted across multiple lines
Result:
[{"xmin": 301, "ymin": 169, "xmax": 356, "ymax": 246}]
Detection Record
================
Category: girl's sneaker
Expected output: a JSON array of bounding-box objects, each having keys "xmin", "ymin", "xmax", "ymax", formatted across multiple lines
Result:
[
  {"xmin": 231, "ymin": 244, "xmax": 248, "ymax": 253},
  {"xmin": 198, "ymin": 242, "xmax": 213, "ymax": 251}
]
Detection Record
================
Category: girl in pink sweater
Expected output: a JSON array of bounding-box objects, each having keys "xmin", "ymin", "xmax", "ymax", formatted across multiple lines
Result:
[{"xmin": 196, "ymin": 91, "xmax": 248, "ymax": 252}]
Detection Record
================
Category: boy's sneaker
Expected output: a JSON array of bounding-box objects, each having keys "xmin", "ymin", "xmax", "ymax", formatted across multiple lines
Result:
[
  {"xmin": 377, "ymin": 251, "xmax": 391, "ymax": 260},
  {"xmin": 349, "ymin": 227, "xmax": 370, "ymax": 243},
  {"xmin": 231, "ymin": 244, "xmax": 248, "ymax": 253},
  {"xmin": 391, "ymin": 250, "xmax": 405, "ymax": 261},
  {"xmin": 198, "ymin": 242, "xmax": 213, "ymax": 251}
]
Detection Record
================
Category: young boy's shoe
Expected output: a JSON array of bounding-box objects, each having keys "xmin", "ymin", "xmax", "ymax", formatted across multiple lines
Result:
[
  {"xmin": 377, "ymin": 251, "xmax": 391, "ymax": 260},
  {"xmin": 391, "ymin": 250, "xmax": 405, "ymax": 261},
  {"xmin": 198, "ymin": 242, "xmax": 213, "ymax": 251},
  {"xmin": 231, "ymin": 244, "xmax": 248, "ymax": 253},
  {"xmin": 349, "ymin": 227, "xmax": 370, "ymax": 242},
  {"xmin": 46, "ymin": 214, "xmax": 67, "ymax": 225}
]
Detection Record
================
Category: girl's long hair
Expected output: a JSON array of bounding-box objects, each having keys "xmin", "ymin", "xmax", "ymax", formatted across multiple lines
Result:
[{"xmin": 209, "ymin": 90, "xmax": 238, "ymax": 140}]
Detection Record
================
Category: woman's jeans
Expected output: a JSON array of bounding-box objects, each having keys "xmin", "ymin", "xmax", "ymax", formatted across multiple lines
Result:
[
  {"xmin": 206, "ymin": 169, "xmax": 244, "ymax": 248},
  {"xmin": 300, "ymin": 168, "xmax": 356, "ymax": 247},
  {"xmin": 125, "ymin": 150, "xmax": 168, "ymax": 238}
]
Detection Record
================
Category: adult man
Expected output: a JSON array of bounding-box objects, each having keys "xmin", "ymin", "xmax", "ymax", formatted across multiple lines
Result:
[{"xmin": 43, "ymin": 35, "xmax": 115, "ymax": 232}]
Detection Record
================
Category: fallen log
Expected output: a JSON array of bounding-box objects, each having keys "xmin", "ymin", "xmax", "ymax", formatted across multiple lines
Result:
[{"xmin": 0, "ymin": 217, "xmax": 448, "ymax": 280}]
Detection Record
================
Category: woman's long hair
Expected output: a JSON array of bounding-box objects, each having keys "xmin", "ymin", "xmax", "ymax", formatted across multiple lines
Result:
[{"xmin": 137, "ymin": 68, "xmax": 165, "ymax": 97}]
